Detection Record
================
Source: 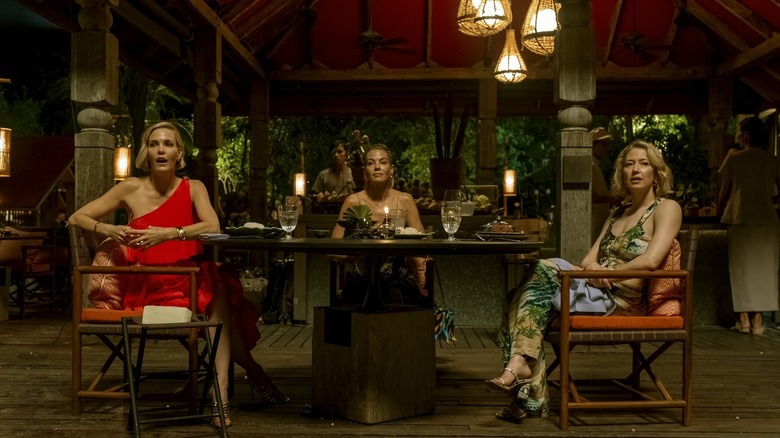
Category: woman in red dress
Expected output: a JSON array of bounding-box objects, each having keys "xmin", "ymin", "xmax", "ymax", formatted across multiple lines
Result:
[{"xmin": 69, "ymin": 121, "xmax": 287, "ymax": 428}]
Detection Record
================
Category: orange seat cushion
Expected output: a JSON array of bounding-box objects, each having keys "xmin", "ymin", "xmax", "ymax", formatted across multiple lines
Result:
[
  {"xmin": 569, "ymin": 315, "xmax": 684, "ymax": 330},
  {"xmin": 82, "ymin": 308, "xmax": 142, "ymax": 323}
]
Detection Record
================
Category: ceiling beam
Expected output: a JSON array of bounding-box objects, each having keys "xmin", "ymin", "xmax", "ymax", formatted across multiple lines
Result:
[
  {"xmin": 269, "ymin": 65, "xmax": 709, "ymax": 82},
  {"xmin": 717, "ymin": 33, "xmax": 780, "ymax": 75},
  {"xmin": 602, "ymin": 0, "xmax": 623, "ymax": 66},
  {"xmin": 738, "ymin": 74, "xmax": 780, "ymax": 105},
  {"xmin": 113, "ymin": 1, "xmax": 182, "ymax": 58},
  {"xmin": 686, "ymin": 0, "xmax": 750, "ymax": 52},
  {"xmin": 180, "ymin": 0, "xmax": 267, "ymax": 78},
  {"xmin": 715, "ymin": 0, "xmax": 775, "ymax": 40}
]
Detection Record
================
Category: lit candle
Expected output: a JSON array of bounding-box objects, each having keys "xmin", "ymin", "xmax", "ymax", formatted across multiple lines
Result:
[{"xmin": 384, "ymin": 206, "xmax": 389, "ymax": 221}]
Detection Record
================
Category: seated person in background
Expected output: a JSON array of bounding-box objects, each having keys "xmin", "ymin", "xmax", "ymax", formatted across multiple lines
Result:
[
  {"xmin": 312, "ymin": 142, "xmax": 354, "ymax": 203},
  {"xmin": 68, "ymin": 121, "xmax": 287, "ymax": 429},
  {"xmin": 485, "ymin": 140, "xmax": 682, "ymax": 421},
  {"xmin": 220, "ymin": 185, "xmax": 250, "ymax": 227},
  {"xmin": 331, "ymin": 143, "xmax": 429, "ymax": 305}
]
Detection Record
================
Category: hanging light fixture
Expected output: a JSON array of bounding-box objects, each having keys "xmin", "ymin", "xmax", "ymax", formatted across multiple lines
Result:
[
  {"xmin": 472, "ymin": 0, "xmax": 513, "ymax": 37},
  {"xmin": 113, "ymin": 145, "xmax": 132, "ymax": 180},
  {"xmin": 521, "ymin": 0, "xmax": 560, "ymax": 56},
  {"xmin": 456, "ymin": 0, "xmax": 482, "ymax": 36},
  {"xmin": 0, "ymin": 128, "xmax": 10, "ymax": 177},
  {"xmin": 494, "ymin": 29, "xmax": 528, "ymax": 83}
]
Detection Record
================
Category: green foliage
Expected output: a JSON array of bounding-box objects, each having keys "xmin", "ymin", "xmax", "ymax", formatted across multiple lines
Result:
[
  {"xmin": 591, "ymin": 115, "xmax": 710, "ymax": 206},
  {"xmin": 496, "ymin": 117, "xmax": 559, "ymax": 217}
]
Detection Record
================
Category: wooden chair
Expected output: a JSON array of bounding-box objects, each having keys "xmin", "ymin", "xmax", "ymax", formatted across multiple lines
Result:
[
  {"xmin": 0, "ymin": 233, "xmax": 59, "ymax": 318},
  {"xmin": 544, "ymin": 226, "xmax": 699, "ymax": 429},
  {"xmin": 69, "ymin": 225, "xmax": 203, "ymax": 416},
  {"xmin": 328, "ymin": 256, "xmax": 435, "ymax": 307}
]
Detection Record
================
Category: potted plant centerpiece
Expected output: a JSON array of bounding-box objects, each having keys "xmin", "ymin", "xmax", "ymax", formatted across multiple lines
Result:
[{"xmin": 430, "ymin": 84, "xmax": 469, "ymax": 200}]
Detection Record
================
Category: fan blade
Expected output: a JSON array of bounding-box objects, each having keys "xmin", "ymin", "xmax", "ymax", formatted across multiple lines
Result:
[
  {"xmin": 377, "ymin": 46, "xmax": 415, "ymax": 54},
  {"xmin": 377, "ymin": 36, "xmax": 408, "ymax": 47}
]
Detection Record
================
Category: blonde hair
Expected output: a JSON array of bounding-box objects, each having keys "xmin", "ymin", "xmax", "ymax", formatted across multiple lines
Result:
[
  {"xmin": 610, "ymin": 140, "xmax": 673, "ymax": 198},
  {"xmin": 135, "ymin": 121, "xmax": 186, "ymax": 172}
]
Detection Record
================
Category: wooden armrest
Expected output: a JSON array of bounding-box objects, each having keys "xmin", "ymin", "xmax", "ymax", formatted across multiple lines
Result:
[
  {"xmin": 559, "ymin": 269, "xmax": 688, "ymax": 279},
  {"xmin": 556, "ymin": 268, "xmax": 693, "ymax": 330}
]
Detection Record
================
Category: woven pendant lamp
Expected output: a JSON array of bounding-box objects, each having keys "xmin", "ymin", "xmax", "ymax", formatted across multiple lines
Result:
[
  {"xmin": 494, "ymin": 29, "xmax": 528, "ymax": 83},
  {"xmin": 521, "ymin": 0, "xmax": 560, "ymax": 56}
]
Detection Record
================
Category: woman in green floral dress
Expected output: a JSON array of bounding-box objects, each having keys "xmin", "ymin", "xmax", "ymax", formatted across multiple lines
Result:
[{"xmin": 486, "ymin": 140, "xmax": 683, "ymax": 420}]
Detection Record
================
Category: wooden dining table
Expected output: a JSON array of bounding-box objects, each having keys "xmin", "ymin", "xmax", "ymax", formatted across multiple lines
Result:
[{"xmin": 205, "ymin": 236, "xmax": 542, "ymax": 423}]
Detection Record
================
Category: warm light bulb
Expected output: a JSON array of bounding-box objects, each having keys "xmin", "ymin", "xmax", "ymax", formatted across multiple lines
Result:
[
  {"xmin": 113, "ymin": 146, "xmax": 132, "ymax": 180},
  {"xmin": 475, "ymin": 0, "xmax": 507, "ymax": 29},
  {"xmin": 532, "ymin": 9, "xmax": 558, "ymax": 32},
  {"xmin": 294, "ymin": 173, "xmax": 306, "ymax": 197},
  {"xmin": 504, "ymin": 169, "xmax": 517, "ymax": 195}
]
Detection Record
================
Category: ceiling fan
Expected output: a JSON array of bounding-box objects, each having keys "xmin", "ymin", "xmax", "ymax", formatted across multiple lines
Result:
[
  {"xmin": 616, "ymin": 0, "xmax": 671, "ymax": 56},
  {"xmin": 357, "ymin": 0, "xmax": 413, "ymax": 67}
]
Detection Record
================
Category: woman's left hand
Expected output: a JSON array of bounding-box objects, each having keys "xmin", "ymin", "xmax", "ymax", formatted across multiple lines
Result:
[
  {"xmin": 583, "ymin": 262, "xmax": 612, "ymax": 289},
  {"xmin": 126, "ymin": 226, "xmax": 170, "ymax": 250}
]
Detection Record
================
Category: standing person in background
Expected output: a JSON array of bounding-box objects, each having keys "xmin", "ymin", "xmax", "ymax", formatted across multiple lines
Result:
[
  {"xmin": 312, "ymin": 142, "xmax": 355, "ymax": 199},
  {"xmin": 590, "ymin": 127, "xmax": 618, "ymax": 244},
  {"xmin": 718, "ymin": 116, "xmax": 780, "ymax": 335}
]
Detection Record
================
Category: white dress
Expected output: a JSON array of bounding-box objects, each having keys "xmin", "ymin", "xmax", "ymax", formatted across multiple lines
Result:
[{"xmin": 719, "ymin": 147, "xmax": 780, "ymax": 312}]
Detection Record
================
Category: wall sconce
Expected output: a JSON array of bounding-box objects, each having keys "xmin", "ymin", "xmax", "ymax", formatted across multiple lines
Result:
[
  {"xmin": 495, "ymin": 29, "xmax": 528, "ymax": 83},
  {"xmin": 294, "ymin": 172, "xmax": 307, "ymax": 197},
  {"xmin": 0, "ymin": 127, "xmax": 11, "ymax": 177},
  {"xmin": 521, "ymin": 0, "xmax": 560, "ymax": 56},
  {"xmin": 503, "ymin": 169, "xmax": 516, "ymax": 214},
  {"xmin": 504, "ymin": 169, "xmax": 516, "ymax": 195},
  {"xmin": 113, "ymin": 146, "xmax": 132, "ymax": 180},
  {"xmin": 458, "ymin": 0, "xmax": 512, "ymax": 37}
]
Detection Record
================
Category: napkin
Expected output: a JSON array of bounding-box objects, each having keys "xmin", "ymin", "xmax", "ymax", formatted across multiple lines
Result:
[{"xmin": 200, "ymin": 233, "xmax": 230, "ymax": 241}]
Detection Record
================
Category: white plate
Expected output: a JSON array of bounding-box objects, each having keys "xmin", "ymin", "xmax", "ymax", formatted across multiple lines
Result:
[
  {"xmin": 394, "ymin": 232, "xmax": 434, "ymax": 239},
  {"xmin": 476, "ymin": 232, "xmax": 530, "ymax": 241}
]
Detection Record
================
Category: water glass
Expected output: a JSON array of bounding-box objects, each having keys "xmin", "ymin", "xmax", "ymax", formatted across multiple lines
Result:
[
  {"xmin": 443, "ymin": 189, "xmax": 464, "ymax": 208},
  {"xmin": 388, "ymin": 208, "xmax": 407, "ymax": 231},
  {"xmin": 441, "ymin": 206, "xmax": 462, "ymax": 241},
  {"xmin": 278, "ymin": 204, "xmax": 299, "ymax": 240}
]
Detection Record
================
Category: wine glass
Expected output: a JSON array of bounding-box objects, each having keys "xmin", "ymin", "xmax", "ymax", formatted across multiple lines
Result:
[
  {"xmin": 441, "ymin": 205, "xmax": 462, "ymax": 241},
  {"xmin": 278, "ymin": 205, "xmax": 299, "ymax": 240}
]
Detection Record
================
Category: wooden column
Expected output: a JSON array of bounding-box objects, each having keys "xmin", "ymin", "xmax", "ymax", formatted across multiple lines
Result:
[
  {"xmin": 71, "ymin": 0, "xmax": 119, "ymax": 213},
  {"xmin": 555, "ymin": 0, "xmax": 595, "ymax": 261},
  {"xmin": 193, "ymin": 27, "xmax": 222, "ymax": 205},
  {"xmin": 708, "ymin": 76, "xmax": 733, "ymax": 168},
  {"xmin": 249, "ymin": 79, "xmax": 270, "ymax": 225},
  {"xmin": 476, "ymin": 79, "xmax": 498, "ymax": 185}
]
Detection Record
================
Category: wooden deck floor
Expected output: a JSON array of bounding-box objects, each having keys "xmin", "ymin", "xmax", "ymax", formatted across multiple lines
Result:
[{"xmin": 1, "ymin": 314, "xmax": 780, "ymax": 437}]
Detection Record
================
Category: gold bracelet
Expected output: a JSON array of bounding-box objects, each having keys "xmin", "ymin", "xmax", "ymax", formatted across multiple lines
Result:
[
  {"xmin": 93, "ymin": 222, "xmax": 100, "ymax": 234},
  {"xmin": 176, "ymin": 226, "xmax": 186, "ymax": 240}
]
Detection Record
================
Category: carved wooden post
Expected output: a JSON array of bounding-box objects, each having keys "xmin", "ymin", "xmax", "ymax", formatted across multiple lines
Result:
[
  {"xmin": 706, "ymin": 76, "xmax": 732, "ymax": 198},
  {"xmin": 476, "ymin": 79, "xmax": 498, "ymax": 185},
  {"xmin": 249, "ymin": 79, "xmax": 270, "ymax": 224},
  {"xmin": 71, "ymin": 0, "xmax": 119, "ymax": 212},
  {"xmin": 193, "ymin": 27, "xmax": 222, "ymax": 206},
  {"xmin": 555, "ymin": 0, "xmax": 595, "ymax": 261}
]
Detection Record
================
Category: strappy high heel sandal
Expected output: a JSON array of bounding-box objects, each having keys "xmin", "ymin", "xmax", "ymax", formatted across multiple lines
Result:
[
  {"xmin": 495, "ymin": 400, "xmax": 527, "ymax": 422},
  {"xmin": 210, "ymin": 401, "xmax": 232, "ymax": 429},
  {"xmin": 485, "ymin": 368, "xmax": 532, "ymax": 393},
  {"xmin": 245, "ymin": 375, "xmax": 290, "ymax": 404}
]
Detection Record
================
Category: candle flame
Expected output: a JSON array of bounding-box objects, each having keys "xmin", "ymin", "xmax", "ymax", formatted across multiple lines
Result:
[{"xmin": 384, "ymin": 206, "xmax": 389, "ymax": 214}]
